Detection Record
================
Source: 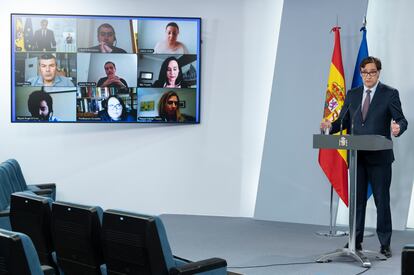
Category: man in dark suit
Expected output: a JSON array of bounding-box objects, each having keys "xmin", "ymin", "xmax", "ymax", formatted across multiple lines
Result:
[
  {"xmin": 321, "ymin": 56, "xmax": 408, "ymax": 258},
  {"xmin": 33, "ymin": 19, "xmax": 56, "ymax": 51}
]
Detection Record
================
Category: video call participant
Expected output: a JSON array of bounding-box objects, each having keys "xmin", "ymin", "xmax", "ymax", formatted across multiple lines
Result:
[
  {"xmin": 65, "ymin": 33, "xmax": 73, "ymax": 44},
  {"xmin": 27, "ymin": 90, "xmax": 59, "ymax": 121},
  {"xmin": 153, "ymin": 57, "xmax": 188, "ymax": 88},
  {"xmin": 99, "ymin": 95, "xmax": 134, "ymax": 122},
  {"xmin": 97, "ymin": 61, "xmax": 128, "ymax": 90},
  {"xmin": 154, "ymin": 22, "xmax": 189, "ymax": 54},
  {"xmin": 28, "ymin": 54, "xmax": 74, "ymax": 87},
  {"xmin": 158, "ymin": 90, "xmax": 194, "ymax": 122},
  {"xmin": 88, "ymin": 23, "xmax": 126, "ymax": 53},
  {"xmin": 33, "ymin": 19, "xmax": 56, "ymax": 51},
  {"xmin": 320, "ymin": 56, "xmax": 408, "ymax": 258}
]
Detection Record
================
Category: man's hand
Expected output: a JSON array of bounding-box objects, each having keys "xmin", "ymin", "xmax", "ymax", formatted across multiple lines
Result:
[
  {"xmin": 99, "ymin": 42, "xmax": 113, "ymax": 53},
  {"xmin": 391, "ymin": 120, "xmax": 400, "ymax": 137},
  {"xmin": 103, "ymin": 76, "xmax": 125, "ymax": 87},
  {"xmin": 320, "ymin": 119, "xmax": 332, "ymax": 133}
]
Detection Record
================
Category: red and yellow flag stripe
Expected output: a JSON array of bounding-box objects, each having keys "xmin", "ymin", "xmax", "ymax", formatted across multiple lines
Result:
[{"xmin": 318, "ymin": 27, "xmax": 349, "ymax": 206}]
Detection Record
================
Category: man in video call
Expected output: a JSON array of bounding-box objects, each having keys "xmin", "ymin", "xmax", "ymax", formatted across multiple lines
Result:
[
  {"xmin": 28, "ymin": 54, "xmax": 74, "ymax": 87},
  {"xmin": 33, "ymin": 19, "xmax": 56, "ymax": 51},
  {"xmin": 97, "ymin": 61, "xmax": 128, "ymax": 89},
  {"xmin": 88, "ymin": 23, "xmax": 126, "ymax": 53},
  {"xmin": 27, "ymin": 90, "xmax": 59, "ymax": 121}
]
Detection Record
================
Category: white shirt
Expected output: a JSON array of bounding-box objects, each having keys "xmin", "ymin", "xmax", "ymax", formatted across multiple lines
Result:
[{"xmin": 362, "ymin": 81, "xmax": 379, "ymax": 105}]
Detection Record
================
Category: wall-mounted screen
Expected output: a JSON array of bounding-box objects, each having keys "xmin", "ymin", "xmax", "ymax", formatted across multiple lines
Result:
[{"xmin": 11, "ymin": 14, "xmax": 201, "ymax": 123}]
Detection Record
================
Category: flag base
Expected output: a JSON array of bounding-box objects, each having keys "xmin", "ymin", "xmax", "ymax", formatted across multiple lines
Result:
[{"xmin": 316, "ymin": 230, "xmax": 347, "ymax": 237}]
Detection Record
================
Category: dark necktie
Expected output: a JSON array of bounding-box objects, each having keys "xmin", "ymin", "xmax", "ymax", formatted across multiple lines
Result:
[{"xmin": 361, "ymin": 90, "xmax": 371, "ymax": 121}]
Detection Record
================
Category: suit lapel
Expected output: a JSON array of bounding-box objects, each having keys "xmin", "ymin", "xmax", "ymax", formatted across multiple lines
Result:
[{"xmin": 365, "ymin": 82, "xmax": 383, "ymax": 121}]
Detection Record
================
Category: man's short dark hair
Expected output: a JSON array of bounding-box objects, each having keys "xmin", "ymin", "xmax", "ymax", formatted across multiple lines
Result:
[
  {"xmin": 39, "ymin": 53, "xmax": 56, "ymax": 63},
  {"xmin": 360, "ymin": 56, "xmax": 382, "ymax": 71},
  {"xmin": 27, "ymin": 90, "xmax": 53, "ymax": 117}
]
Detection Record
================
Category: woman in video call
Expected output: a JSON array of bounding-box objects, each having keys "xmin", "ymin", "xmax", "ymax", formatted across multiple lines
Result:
[
  {"xmin": 100, "ymin": 95, "xmax": 133, "ymax": 122},
  {"xmin": 89, "ymin": 23, "xmax": 127, "ymax": 53},
  {"xmin": 158, "ymin": 90, "xmax": 194, "ymax": 122},
  {"xmin": 153, "ymin": 57, "xmax": 188, "ymax": 88},
  {"xmin": 153, "ymin": 22, "xmax": 189, "ymax": 54}
]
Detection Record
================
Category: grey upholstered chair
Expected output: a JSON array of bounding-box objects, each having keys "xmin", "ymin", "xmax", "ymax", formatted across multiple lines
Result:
[{"xmin": 101, "ymin": 209, "xmax": 227, "ymax": 275}]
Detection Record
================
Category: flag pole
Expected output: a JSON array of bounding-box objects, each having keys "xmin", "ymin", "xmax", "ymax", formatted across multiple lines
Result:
[
  {"xmin": 316, "ymin": 180, "xmax": 347, "ymax": 237},
  {"xmin": 316, "ymin": 22, "xmax": 347, "ymax": 238}
]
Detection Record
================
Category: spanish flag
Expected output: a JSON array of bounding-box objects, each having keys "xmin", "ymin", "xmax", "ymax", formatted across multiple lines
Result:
[
  {"xmin": 318, "ymin": 27, "xmax": 349, "ymax": 206},
  {"xmin": 15, "ymin": 18, "xmax": 25, "ymax": 52}
]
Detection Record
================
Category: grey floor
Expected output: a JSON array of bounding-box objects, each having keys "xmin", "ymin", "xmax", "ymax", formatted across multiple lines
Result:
[{"xmin": 160, "ymin": 214, "xmax": 414, "ymax": 275}]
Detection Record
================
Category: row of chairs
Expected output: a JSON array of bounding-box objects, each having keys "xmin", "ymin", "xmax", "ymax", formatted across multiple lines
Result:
[
  {"xmin": 0, "ymin": 192, "xmax": 228, "ymax": 275},
  {"xmin": 0, "ymin": 159, "xmax": 56, "ymax": 230}
]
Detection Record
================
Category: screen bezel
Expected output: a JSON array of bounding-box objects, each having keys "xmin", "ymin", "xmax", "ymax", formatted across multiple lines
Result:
[{"xmin": 10, "ymin": 13, "xmax": 202, "ymax": 124}]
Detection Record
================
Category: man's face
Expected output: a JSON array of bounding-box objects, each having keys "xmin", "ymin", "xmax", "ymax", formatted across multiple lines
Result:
[
  {"xmin": 104, "ymin": 63, "xmax": 116, "ymax": 77},
  {"xmin": 39, "ymin": 58, "xmax": 57, "ymax": 84},
  {"xmin": 41, "ymin": 20, "xmax": 48, "ymax": 30},
  {"xmin": 98, "ymin": 26, "xmax": 115, "ymax": 46},
  {"xmin": 360, "ymin": 62, "xmax": 380, "ymax": 89},
  {"xmin": 38, "ymin": 100, "xmax": 50, "ymax": 119}
]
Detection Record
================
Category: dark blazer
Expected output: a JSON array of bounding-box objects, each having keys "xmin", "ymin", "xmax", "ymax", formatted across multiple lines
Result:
[
  {"xmin": 96, "ymin": 77, "xmax": 128, "ymax": 89},
  {"xmin": 33, "ymin": 29, "xmax": 56, "ymax": 51},
  {"xmin": 331, "ymin": 82, "xmax": 407, "ymax": 164},
  {"xmin": 87, "ymin": 45, "xmax": 126, "ymax": 53}
]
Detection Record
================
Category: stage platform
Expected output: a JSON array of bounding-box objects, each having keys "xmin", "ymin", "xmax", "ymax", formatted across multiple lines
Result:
[{"xmin": 161, "ymin": 214, "xmax": 414, "ymax": 275}]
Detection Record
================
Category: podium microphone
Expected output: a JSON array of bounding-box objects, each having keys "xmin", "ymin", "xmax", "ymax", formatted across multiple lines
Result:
[
  {"xmin": 339, "ymin": 103, "xmax": 351, "ymax": 135},
  {"xmin": 351, "ymin": 103, "xmax": 362, "ymax": 135}
]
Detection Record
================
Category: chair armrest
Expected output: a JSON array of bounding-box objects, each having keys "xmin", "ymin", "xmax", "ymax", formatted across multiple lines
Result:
[
  {"xmin": 41, "ymin": 265, "xmax": 56, "ymax": 275},
  {"xmin": 32, "ymin": 183, "xmax": 56, "ymax": 190},
  {"xmin": 0, "ymin": 209, "xmax": 10, "ymax": 217},
  {"xmin": 170, "ymin": 257, "xmax": 227, "ymax": 275},
  {"xmin": 33, "ymin": 189, "xmax": 54, "ymax": 196},
  {"xmin": 29, "ymin": 183, "xmax": 56, "ymax": 200},
  {"xmin": 173, "ymin": 255, "xmax": 192, "ymax": 263}
]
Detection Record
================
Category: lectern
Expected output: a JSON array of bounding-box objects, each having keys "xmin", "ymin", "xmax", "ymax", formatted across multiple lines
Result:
[{"xmin": 313, "ymin": 134, "xmax": 393, "ymax": 268}]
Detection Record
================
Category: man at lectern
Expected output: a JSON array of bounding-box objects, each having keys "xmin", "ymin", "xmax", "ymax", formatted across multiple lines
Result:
[{"xmin": 320, "ymin": 56, "xmax": 408, "ymax": 258}]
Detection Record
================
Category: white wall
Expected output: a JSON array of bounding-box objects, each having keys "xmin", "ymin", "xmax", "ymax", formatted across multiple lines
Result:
[
  {"xmin": 240, "ymin": 1, "xmax": 283, "ymax": 216},
  {"xmin": 2, "ymin": 0, "xmax": 282, "ymax": 217},
  {"xmin": 254, "ymin": 0, "xmax": 369, "ymax": 225}
]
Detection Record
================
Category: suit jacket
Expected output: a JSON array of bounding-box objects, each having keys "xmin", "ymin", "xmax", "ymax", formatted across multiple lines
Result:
[
  {"xmin": 331, "ymin": 82, "xmax": 407, "ymax": 164},
  {"xmin": 87, "ymin": 45, "xmax": 126, "ymax": 53},
  {"xmin": 34, "ymin": 29, "xmax": 56, "ymax": 51}
]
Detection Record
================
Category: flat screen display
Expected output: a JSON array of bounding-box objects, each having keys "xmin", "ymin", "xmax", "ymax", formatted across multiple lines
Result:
[{"xmin": 11, "ymin": 14, "xmax": 201, "ymax": 123}]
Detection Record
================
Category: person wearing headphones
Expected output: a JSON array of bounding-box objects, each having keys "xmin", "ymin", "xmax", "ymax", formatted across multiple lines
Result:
[
  {"xmin": 27, "ymin": 90, "xmax": 59, "ymax": 121},
  {"xmin": 88, "ymin": 23, "xmax": 126, "ymax": 53}
]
